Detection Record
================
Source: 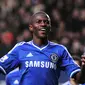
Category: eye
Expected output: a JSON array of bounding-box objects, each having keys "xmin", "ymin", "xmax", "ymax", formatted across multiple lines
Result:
[
  {"xmin": 44, "ymin": 20, "xmax": 49, "ymax": 24},
  {"xmin": 36, "ymin": 20, "xmax": 42, "ymax": 24},
  {"xmin": 36, "ymin": 20, "xmax": 50, "ymax": 24}
]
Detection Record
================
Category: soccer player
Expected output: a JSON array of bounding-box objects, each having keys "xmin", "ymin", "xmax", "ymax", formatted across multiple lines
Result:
[
  {"xmin": 70, "ymin": 56, "xmax": 85, "ymax": 85},
  {"xmin": 6, "ymin": 68, "xmax": 20, "ymax": 85},
  {"xmin": 0, "ymin": 11, "xmax": 85, "ymax": 85},
  {"xmin": 59, "ymin": 56, "xmax": 85, "ymax": 85}
]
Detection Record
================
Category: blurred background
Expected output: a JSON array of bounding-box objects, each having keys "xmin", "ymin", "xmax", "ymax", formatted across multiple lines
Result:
[{"xmin": 0, "ymin": 0, "xmax": 85, "ymax": 85}]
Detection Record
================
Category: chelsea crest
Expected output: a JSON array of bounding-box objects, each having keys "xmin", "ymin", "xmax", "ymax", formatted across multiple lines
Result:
[{"xmin": 50, "ymin": 53, "xmax": 58, "ymax": 63}]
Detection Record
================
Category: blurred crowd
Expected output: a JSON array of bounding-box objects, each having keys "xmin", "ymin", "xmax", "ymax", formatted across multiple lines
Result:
[{"xmin": 0, "ymin": 0, "xmax": 85, "ymax": 84}]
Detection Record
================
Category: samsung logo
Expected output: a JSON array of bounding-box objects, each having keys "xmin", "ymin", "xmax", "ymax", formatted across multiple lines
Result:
[{"xmin": 25, "ymin": 61, "xmax": 57, "ymax": 70}]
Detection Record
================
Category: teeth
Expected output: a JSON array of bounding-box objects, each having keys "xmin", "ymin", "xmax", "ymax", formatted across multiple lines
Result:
[{"xmin": 41, "ymin": 29, "xmax": 46, "ymax": 31}]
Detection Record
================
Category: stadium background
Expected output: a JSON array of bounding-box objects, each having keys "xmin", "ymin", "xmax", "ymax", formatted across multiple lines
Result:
[{"xmin": 0, "ymin": 0, "xmax": 85, "ymax": 85}]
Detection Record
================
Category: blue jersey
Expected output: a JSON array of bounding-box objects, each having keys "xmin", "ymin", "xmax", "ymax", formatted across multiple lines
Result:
[
  {"xmin": 0, "ymin": 40, "xmax": 80, "ymax": 85},
  {"xmin": 6, "ymin": 68, "xmax": 20, "ymax": 85}
]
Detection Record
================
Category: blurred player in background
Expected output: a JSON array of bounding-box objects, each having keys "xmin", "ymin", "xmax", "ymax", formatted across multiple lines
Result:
[
  {"xmin": 6, "ymin": 68, "xmax": 19, "ymax": 85},
  {"xmin": 59, "ymin": 56, "xmax": 85, "ymax": 85},
  {"xmin": 70, "ymin": 56, "xmax": 85, "ymax": 85}
]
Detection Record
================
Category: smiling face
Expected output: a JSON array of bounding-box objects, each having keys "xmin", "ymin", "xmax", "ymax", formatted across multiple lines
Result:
[{"xmin": 29, "ymin": 12, "xmax": 51, "ymax": 39}]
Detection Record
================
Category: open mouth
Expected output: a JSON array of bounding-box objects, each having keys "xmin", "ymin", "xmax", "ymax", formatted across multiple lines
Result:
[
  {"xmin": 39, "ymin": 27, "xmax": 50, "ymax": 33},
  {"xmin": 39, "ymin": 27, "xmax": 48, "ymax": 31},
  {"xmin": 40, "ymin": 29, "xmax": 46, "ymax": 31}
]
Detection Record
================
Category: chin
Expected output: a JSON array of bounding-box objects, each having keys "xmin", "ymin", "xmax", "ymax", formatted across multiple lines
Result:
[{"xmin": 39, "ymin": 36, "xmax": 47, "ymax": 39}]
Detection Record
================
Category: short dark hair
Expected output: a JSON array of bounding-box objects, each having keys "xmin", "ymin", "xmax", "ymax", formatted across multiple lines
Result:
[{"xmin": 29, "ymin": 11, "xmax": 51, "ymax": 25}]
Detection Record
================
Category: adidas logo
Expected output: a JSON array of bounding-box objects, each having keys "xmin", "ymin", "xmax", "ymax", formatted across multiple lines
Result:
[
  {"xmin": 14, "ymin": 80, "xmax": 19, "ymax": 84},
  {"xmin": 26, "ymin": 52, "xmax": 33, "ymax": 57}
]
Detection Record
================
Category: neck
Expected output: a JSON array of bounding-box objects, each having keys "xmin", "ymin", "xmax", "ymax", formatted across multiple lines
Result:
[{"xmin": 33, "ymin": 37, "xmax": 48, "ymax": 47}]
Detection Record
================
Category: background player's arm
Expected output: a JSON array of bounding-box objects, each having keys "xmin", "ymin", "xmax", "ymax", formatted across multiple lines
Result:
[
  {"xmin": 73, "ymin": 55, "xmax": 85, "ymax": 83},
  {"xmin": 61, "ymin": 46, "xmax": 85, "ymax": 84}
]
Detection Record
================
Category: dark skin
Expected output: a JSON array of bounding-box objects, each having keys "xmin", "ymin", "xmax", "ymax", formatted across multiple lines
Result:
[
  {"xmin": 29, "ymin": 12, "xmax": 51, "ymax": 47},
  {"xmin": 29, "ymin": 11, "xmax": 85, "ymax": 84}
]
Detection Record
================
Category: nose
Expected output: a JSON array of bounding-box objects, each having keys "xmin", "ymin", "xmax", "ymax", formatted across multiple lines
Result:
[{"xmin": 40, "ymin": 20, "xmax": 47, "ymax": 26}]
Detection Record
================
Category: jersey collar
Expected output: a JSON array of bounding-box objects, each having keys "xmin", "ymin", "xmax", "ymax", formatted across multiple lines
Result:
[{"xmin": 31, "ymin": 40, "xmax": 49, "ymax": 50}]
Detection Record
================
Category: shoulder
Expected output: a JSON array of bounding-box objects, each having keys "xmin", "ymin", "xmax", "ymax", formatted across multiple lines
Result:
[
  {"xmin": 10, "ymin": 41, "xmax": 26, "ymax": 49},
  {"xmin": 8, "ymin": 41, "xmax": 28, "ymax": 54},
  {"xmin": 16, "ymin": 40, "xmax": 33, "ymax": 47},
  {"xmin": 15, "ymin": 41, "xmax": 26, "ymax": 47}
]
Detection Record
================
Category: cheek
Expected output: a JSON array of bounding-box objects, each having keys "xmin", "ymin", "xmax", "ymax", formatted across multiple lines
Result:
[
  {"xmin": 29, "ymin": 23, "xmax": 38, "ymax": 32},
  {"xmin": 33, "ymin": 29, "xmax": 38, "ymax": 35},
  {"xmin": 32, "ymin": 24, "xmax": 39, "ymax": 32}
]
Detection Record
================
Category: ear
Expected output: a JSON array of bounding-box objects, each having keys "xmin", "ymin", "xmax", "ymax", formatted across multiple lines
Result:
[{"xmin": 29, "ymin": 25, "xmax": 33, "ymax": 32}]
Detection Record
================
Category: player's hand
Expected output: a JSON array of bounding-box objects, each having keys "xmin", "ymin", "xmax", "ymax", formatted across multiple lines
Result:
[{"xmin": 81, "ymin": 55, "xmax": 85, "ymax": 66}]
